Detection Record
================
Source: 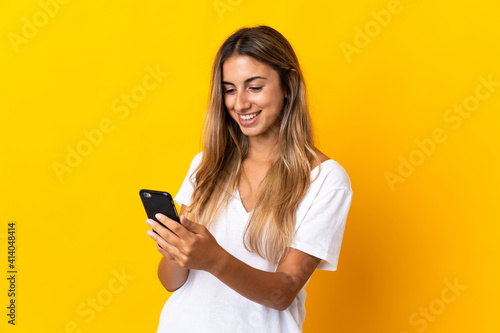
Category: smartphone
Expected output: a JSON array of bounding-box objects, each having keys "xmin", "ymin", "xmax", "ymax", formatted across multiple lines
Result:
[{"xmin": 139, "ymin": 189, "xmax": 180, "ymax": 236}]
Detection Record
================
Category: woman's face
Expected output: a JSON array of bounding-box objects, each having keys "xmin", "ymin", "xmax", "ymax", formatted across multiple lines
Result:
[{"xmin": 222, "ymin": 55, "xmax": 286, "ymax": 141}]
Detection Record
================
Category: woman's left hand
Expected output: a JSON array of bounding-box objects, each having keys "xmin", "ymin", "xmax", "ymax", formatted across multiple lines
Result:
[{"xmin": 146, "ymin": 213, "xmax": 224, "ymax": 272}]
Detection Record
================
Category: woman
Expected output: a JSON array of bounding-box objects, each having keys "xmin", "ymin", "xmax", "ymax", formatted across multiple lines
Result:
[{"xmin": 145, "ymin": 25, "xmax": 353, "ymax": 332}]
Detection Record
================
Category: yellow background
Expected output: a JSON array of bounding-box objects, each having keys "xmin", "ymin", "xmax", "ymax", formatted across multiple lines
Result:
[{"xmin": 1, "ymin": 0, "xmax": 499, "ymax": 332}]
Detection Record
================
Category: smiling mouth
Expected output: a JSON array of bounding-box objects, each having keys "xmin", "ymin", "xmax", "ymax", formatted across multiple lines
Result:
[{"xmin": 239, "ymin": 111, "xmax": 261, "ymax": 120}]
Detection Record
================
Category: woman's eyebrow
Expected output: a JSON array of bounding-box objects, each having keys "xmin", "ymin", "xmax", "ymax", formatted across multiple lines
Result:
[{"xmin": 222, "ymin": 76, "xmax": 267, "ymax": 85}]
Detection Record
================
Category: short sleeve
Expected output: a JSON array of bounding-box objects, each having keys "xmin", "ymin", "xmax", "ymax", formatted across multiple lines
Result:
[
  {"xmin": 290, "ymin": 161, "xmax": 353, "ymax": 271},
  {"xmin": 174, "ymin": 152, "xmax": 203, "ymax": 207}
]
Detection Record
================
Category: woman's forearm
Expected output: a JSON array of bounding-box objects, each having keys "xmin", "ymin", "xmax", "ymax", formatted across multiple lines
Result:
[
  {"xmin": 157, "ymin": 256, "xmax": 189, "ymax": 292},
  {"xmin": 208, "ymin": 248, "xmax": 310, "ymax": 311}
]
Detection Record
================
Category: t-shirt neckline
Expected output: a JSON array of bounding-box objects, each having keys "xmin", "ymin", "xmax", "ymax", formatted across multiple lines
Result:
[{"xmin": 235, "ymin": 159, "xmax": 335, "ymax": 215}]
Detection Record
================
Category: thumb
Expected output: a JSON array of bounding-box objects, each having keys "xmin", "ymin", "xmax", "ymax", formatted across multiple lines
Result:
[{"xmin": 180, "ymin": 215, "xmax": 201, "ymax": 233}]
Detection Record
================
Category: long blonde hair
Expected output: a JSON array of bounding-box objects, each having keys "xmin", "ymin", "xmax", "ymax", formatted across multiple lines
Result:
[{"xmin": 188, "ymin": 25, "xmax": 319, "ymax": 264}]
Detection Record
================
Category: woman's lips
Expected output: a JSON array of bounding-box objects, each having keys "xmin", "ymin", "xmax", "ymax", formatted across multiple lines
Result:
[{"xmin": 238, "ymin": 111, "xmax": 261, "ymax": 126}]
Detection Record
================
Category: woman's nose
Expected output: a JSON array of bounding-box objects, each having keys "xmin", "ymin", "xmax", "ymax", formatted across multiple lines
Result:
[{"xmin": 234, "ymin": 91, "xmax": 250, "ymax": 112}]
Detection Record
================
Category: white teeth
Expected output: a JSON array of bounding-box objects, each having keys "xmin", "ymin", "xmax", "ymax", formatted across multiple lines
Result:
[{"xmin": 240, "ymin": 112, "xmax": 260, "ymax": 120}]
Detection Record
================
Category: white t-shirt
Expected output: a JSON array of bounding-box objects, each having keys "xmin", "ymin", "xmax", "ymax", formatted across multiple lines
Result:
[{"xmin": 156, "ymin": 152, "xmax": 353, "ymax": 333}]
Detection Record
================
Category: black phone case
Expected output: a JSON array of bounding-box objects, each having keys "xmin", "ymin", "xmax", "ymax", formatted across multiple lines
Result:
[{"xmin": 139, "ymin": 189, "xmax": 180, "ymax": 232}]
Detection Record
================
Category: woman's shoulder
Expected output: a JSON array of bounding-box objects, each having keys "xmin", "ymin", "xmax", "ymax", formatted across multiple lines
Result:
[
  {"xmin": 311, "ymin": 149, "xmax": 330, "ymax": 169},
  {"xmin": 186, "ymin": 151, "xmax": 203, "ymax": 167},
  {"xmin": 183, "ymin": 151, "xmax": 204, "ymax": 179},
  {"xmin": 311, "ymin": 149, "xmax": 352, "ymax": 191},
  {"xmin": 193, "ymin": 151, "xmax": 204, "ymax": 163}
]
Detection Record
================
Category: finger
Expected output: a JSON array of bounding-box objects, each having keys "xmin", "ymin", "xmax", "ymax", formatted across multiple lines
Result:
[
  {"xmin": 156, "ymin": 240, "xmax": 185, "ymax": 264},
  {"xmin": 155, "ymin": 213, "xmax": 192, "ymax": 239},
  {"xmin": 145, "ymin": 218, "xmax": 177, "ymax": 242},
  {"xmin": 146, "ymin": 228, "xmax": 167, "ymax": 246},
  {"xmin": 146, "ymin": 229, "xmax": 182, "ymax": 258},
  {"xmin": 156, "ymin": 243, "xmax": 175, "ymax": 261}
]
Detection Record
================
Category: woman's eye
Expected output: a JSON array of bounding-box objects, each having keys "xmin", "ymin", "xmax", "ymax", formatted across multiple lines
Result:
[
  {"xmin": 224, "ymin": 88, "xmax": 235, "ymax": 94},
  {"xmin": 250, "ymin": 86, "xmax": 263, "ymax": 92}
]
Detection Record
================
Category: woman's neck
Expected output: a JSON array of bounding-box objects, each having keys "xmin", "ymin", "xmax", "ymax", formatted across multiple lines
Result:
[{"xmin": 246, "ymin": 135, "xmax": 279, "ymax": 163}]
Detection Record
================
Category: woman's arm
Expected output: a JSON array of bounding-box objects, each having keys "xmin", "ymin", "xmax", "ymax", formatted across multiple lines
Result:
[
  {"xmin": 154, "ymin": 205, "xmax": 190, "ymax": 292},
  {"xmin": 147, "ymin": 213, "xmax": 321, "ymax": 310},
  {"xmin": 157, "ymin": 256, "xmax": 189, "ymax": 292},
  {"xmin": 212, "ymin": 244, "xmax": 321, "ymax": 311}
]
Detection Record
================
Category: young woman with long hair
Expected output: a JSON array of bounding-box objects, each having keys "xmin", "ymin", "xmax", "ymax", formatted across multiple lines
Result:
[{"xmin": 145, "ymin": 25, "xmax": 353, "ymax": 332}]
